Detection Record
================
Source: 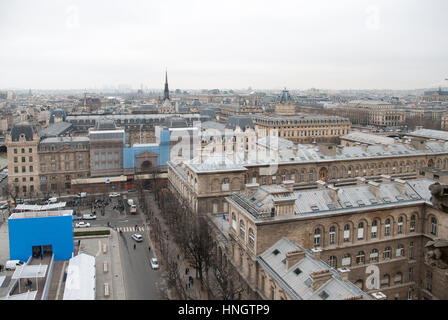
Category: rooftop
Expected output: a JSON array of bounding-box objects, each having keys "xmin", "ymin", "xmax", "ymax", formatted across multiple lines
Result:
[
  {"xmin": 257, "ymin": 238, "xmax": 371, "ymax": 300},
  {"xmin": 407, "ymin": 128, "xmax": 448, "ymax": 141},
  {"xmin": 9, "ymin": 209, "xmax": 73, "ymax": 220}
]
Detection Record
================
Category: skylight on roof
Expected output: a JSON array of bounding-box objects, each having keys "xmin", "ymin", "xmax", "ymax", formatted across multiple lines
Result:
[
  {"xmin": 310, "ymin": 205, "xmax": 319, "ymax": 212},
  {"xmin": 344, "ymin": 201, "xmax": 353, "ymax": 207},
  {"xmin": 294, "ymin": 268, "xmax": 302, "ymax": 275},
  {"xmin": 319, "ymin": 290, "xmax": 330, "ymax": 300},
  {"xmin": 383, "ymin": 197, "xmax": 391, "ymax": 203},
  {"xmin": 273, "ymin": 249, "xmax": 280, "ymax": 255},
  {"xmin": 304, "ymin": 278, "xmax": 311, "ymax": 287},
  {"xmin": 369, "ymin": 198, "xmax": 378, "ymax": 204},
  {"xmin": 357, "ymin": 200, "xmax": 365, "ymax": 206}
]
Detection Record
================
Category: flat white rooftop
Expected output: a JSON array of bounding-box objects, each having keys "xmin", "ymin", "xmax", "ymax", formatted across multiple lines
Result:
[{"xmin": 9, "ymin": 209, "xmax": 73, "ymax": 220}]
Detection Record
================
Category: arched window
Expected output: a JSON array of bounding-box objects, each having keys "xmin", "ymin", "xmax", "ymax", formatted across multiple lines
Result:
[
  {"xmin": 239, "ymin": 220, "xmax": 245, "ymax": 239},
  {"xmin": 357, "ymin": 222, "xmax": 364, "ymax": 240},
  {"xmin": 381, "ymin": 274, "xmax": 390, "ymax": 288},
  {"xmin": 396, "ymin": 244, "xmax": 405, "ymax": 257},
  {"xmin": 430, "ymin": 217, "xmax": 437, "ymax": 235},
  {"xmin": 248, "ymin": 228, "xmax": 255, "ymax": 249},
  {"xmin": 356, "ymin": 251, "xmax": 365, "ymax": 265},
  {"xmin": 329, "ymin": 226, "xmax": 336, "ymax": 245},
  {"xmin": 348, "ymin": 166, "xmax": 352, "ymax": 178},
  {"xmin": 371, "ymin": 220, "xmax": 378, "ymax": 238},
  {"xmin": 314, "ymin": 228, "xmax": 321, "ymax": 247},
  {"xmin": 383, "ymin": 246, "xmax": 391, "ymax": 259},
  {"xmin": 281, "ymin": 171, "xmax": 286, "ymax": 182},
  {"xmin": 384, "ymin": 218, "xmax": 391, "ymax": 236},
  {"xmin": 290, "ymin": 170, "xmax": 296, "ymax": 181},
  {"xmin": 394, "ymin": 272, "xmax": 403, "ymax": 284},
  {"xmin": 300, "ymin": 170, "xmax": 305, "ymax": 182},
  {"xmin": 398, "ymin": 216, "xmax": 404, "ymax": 234},
  {"xmin": 343, "ymin": 224, "xmax": 350, "ymax": 242},
  {"xmin": 410, "ymin": 215, "xmax": 416, "ymax": 232},
  {"xmin": 340, "ymin": 167, "xmax": 344, "ymax": 178},
  {"xmin": 370, "ymin": 248, "xmax": 379, "ymax": 262},
  {"xmin": 309, "ymin": 169, "xmax": 314, "ymax": 182},
  {"xmin": 328, "ymin": 256, "xmax": 337, "ymax": 268},
  {"xmin": 342, "ymin": 253, "xmax": 351, "ymax": 267}
]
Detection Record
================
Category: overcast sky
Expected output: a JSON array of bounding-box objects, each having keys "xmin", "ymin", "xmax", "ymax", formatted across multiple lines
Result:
[{"xmin": 0, "ymin": 0, "xmax": 447, "ymax": 90}]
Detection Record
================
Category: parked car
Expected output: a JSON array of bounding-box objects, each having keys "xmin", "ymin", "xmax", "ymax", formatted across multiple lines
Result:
[
  {"xmin": 15, "ymin": 198, "xmax": 24, "ymax": 205},
  {"xmin": 72, "ymin": 214, "xmax": 82, "ymax": 221},
  {"xmin": 75, "ymin": 192, "xmax": 87, "ymax": 198},
  {"xmin": 131, "ymin": 233, "xmax": 143, "ymax": 242},
  {"xmin": 150, "ymin": 258, "xmax": 159, "ymax": 270},
  {"xmin": 83, "ymin": 214, "xmax": 96, "ymax": 220},
  {"xmin": 5, "ymin": 260, "xmax": 24, "ymax": 271},
  {"xmin": 75, "ymin": 221, "xmax": 90, "ymax": 228},
  {"xmin": 109, "ymin": 192, "xmax": 120, "ymax": 198},
  {"xmin": 0, "ymin": 203, "xmax": 9, "ymax": 210}
]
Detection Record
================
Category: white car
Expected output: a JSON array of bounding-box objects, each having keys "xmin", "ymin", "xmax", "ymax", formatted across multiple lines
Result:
[
  {"xmin": 75, "ymin": 221, "xmax": 91, "ymax": 228},
  {"xmin": 150, "ymin": 258, "xmax": 159, "ymax": 270},
  {"xmin": 131, "ymin": 233, "xmax": 143, "ymax": 242},
  {"xmin": 83, "ymin": 214, "xmax": 96, "ymax": 220},
  {"xmin": 109, "ymin": 192, "xmax": 120, "ymax": 198}
]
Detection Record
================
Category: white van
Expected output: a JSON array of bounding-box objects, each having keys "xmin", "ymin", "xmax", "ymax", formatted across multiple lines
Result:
[
  {"xmin": 47, "ymin": 197, "xmax": 58, "ymax": 204},
  {"xmin": 6, "ymin": 260, "xmax": 24, "ymax": 271}
]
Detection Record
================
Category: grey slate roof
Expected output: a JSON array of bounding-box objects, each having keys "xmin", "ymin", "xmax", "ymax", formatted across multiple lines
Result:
[
  {"xmin": 10, "ymin": 122, "xmax": 35, "ymax": 141},
  {"xmin": 225, "ymin": 115, "xmax": 254, "ymax": 131},
  {"xmin": 258, "ymin": 238, "xmax": 371, "ymax": 300},
  {"xmin": 38, "ymin": 121, "xmax": 72, "ymax": 138}
]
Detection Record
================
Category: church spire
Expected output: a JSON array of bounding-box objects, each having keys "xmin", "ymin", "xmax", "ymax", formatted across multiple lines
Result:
[{"xmin": 164, "ymin": 69, "xmax": 169, "ymax": 101}]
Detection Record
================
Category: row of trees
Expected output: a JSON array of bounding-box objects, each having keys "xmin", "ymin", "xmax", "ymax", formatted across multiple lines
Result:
[{"xmin": 152, "ymin": 188, "xmax": 244, "ymax": 300}]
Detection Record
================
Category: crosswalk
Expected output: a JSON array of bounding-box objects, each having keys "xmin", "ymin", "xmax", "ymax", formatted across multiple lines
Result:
[{"xmin": 116, "ymin": 226, "xmax": 149, "ymax": 233}]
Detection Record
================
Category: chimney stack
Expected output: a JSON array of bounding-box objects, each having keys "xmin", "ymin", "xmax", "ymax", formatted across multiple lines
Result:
[
  {"xmin": 310, "ymin": 270, "xmax": 333, "ymax": 292},
  {"xmin": 285, "ymin": 250, "xmax": 306, "ymax": 270},
  {"xmin": 337, "ymin": 267, "xmax": 350, "ymax": 281},
  {"xmin": 368, "ymin": 181, "xmax": 380, "ymax": 197},
  {"xmin": 394, "ymin": 178, "xmax": 407, "ymax": 194},
  {"xmin": 328, "ymin": 185, "xmax": 339, "ymax": 203},
  {"xmin": 316, "ymin": 180, "xmax": 326, "ymax": 189},
  {"xmin": 356, "ymin": 176, "xmax": 366, "ymax": 185},
  {"xmin": 283, "ymin": 180, "xmax": 294, "ymax": 192}
]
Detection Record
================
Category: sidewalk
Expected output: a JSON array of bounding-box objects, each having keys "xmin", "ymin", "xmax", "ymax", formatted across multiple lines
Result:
[{"xmin": 142, "ymin": 195, "xmax": 213, "ymax": 300}]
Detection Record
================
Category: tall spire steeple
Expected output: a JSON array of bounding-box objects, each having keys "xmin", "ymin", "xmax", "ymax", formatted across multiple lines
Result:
[{"xmin": 164, "ymin": 69, "xmax": 169, "ymax": 101}]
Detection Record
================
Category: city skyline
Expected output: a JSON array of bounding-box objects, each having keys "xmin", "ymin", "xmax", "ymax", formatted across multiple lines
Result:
[{"xmin": 0, "ymin": 0, "xmax": 447, "ymax": 90}]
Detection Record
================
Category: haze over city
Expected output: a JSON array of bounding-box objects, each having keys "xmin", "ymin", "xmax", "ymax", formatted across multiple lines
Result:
[{"xmin": 1, "ymin": 0, "xmax": 447, "ymax": 90}]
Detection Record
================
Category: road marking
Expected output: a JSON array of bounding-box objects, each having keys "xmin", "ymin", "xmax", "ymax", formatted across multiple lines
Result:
[{"xmin": 96, "ymin": 240, "xmax": 102, "ymax": 257}]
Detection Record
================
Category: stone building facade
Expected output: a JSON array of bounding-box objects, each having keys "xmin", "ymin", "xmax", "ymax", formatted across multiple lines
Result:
[
  {"xmin": 38, "ymin": 136, "xmax": 90, "ymax": 194},
  {"xmin": 168, "ymin": 136, "xmax": 448, "ymax": 217},
  {"xmin": 6, "ymin": 123, "xmax": 40, "ymax": 197},
  {"xmin": 221, "ymin": 177, "xmax": 448, "ymax": 300}
]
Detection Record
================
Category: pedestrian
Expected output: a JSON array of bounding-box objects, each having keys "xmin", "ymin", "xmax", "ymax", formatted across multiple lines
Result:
[
  {"xmin": 148, "ymin": 246, "xmax": 151, "ymax": 251},
  {"xmin": 177, "ymin": 254, "xmax": 179, "ymax": 260},
  {"xmin": 134, "ymin": 244, "xmax": 136, "ymax": 250}
]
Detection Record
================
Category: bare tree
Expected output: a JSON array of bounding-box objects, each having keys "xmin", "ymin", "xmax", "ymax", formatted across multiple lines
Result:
[
  {"xmin": 183, "ymin": 214, "xmax": 215, "ymax": 287},
  {"xmin": 210, "ymin": 263, "xmax": 244, "ymax": 300}
]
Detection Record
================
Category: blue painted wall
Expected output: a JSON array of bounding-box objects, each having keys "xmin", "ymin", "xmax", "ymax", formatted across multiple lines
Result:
[
  {"xmin": 8, "ymin": 215, "xmax": 74, "ymax": 261},
  {"xmin": 123, "ymin": 129, "xmax": 171, "ymax": 169}
]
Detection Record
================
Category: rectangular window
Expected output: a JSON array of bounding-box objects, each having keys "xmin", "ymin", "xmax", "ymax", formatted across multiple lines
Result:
[
  {"xmin": 29, "ymin": 166, "xmax": 33, "ymax": 172},
  {"xmin": 357, "ymin": 228, "xmax": 364, "ymax": 240}
]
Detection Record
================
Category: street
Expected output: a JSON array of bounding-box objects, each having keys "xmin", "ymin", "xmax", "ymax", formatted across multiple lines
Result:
[{"xmin": 70, "ymin": 193, "xmax": 166, "ymax": 299}]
